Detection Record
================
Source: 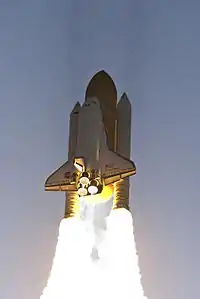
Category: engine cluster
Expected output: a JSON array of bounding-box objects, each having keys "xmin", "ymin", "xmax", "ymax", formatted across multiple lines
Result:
[{"xmin": 77, "ymin": 171, "xmax": 103, "ymax": 197}]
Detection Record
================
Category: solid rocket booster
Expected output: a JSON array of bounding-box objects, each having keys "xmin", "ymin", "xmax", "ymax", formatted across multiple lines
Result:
[
  {"xmin": 63, "ymin": 71, "xmax": 134, "ymax": 218},
  {"xmin": 114, "ymin": 93, "xmax": 132, "ymax": 210},
  {"xmin": 68, "ymin": 102, "xmax": 81, "ymax": 159},
  {"xmin": 64, "ymin": 102, "xmax": 80, "ymax": 217}
]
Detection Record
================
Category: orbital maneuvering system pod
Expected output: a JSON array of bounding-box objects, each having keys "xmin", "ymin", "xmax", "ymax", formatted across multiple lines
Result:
[{"xmin": 45, "ymin": 71, "xmax": 136, "ymax": 218}]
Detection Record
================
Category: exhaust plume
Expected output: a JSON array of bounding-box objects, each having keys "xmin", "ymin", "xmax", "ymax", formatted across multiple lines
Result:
[{"xmin": 40, "ymin": 203, "xmax": 147, "ymax": 299}]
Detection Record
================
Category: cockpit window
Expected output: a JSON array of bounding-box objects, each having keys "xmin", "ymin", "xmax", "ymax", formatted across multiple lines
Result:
[{"xmin": 84, "ymin": 99, "xmax": 97, "ymax": 106}]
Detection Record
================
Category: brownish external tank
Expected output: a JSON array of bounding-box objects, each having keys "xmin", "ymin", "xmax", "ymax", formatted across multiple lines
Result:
[
  {"xmin": 85, "ymin": 71, "xmax": 117, "ymax": 151},
  {"xmin": 65, "ymin": 71, "xmax": 133, "ymax": 218}
]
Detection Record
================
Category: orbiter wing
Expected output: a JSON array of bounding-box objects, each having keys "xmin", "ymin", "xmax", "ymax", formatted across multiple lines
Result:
[
  {"xmin": 45, "ymin": 160, "xmax": 77, "ymax": 191},
  {"xmin": 101, "ymin": 150, "xmax": 136, "ymax": 185}
]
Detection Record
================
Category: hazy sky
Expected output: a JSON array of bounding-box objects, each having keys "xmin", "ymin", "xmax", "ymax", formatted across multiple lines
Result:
[{"xmin": 0, "ymin": 1, "xmax": 200, "ymax": 298}]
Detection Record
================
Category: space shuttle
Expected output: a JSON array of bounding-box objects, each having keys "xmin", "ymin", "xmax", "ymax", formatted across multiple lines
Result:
[
  {"xmin": 45, "ymin": 71, "xmax": 136, "ymax": 200},
  {"xmin": 45, "ymin": 70, "xmax": 136, "ymax": 216}
]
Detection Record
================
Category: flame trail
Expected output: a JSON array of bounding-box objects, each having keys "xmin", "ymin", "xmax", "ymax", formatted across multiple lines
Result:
[{"xmin": 40, "ymin": 205, "xmax": 147, "ymax": 299}]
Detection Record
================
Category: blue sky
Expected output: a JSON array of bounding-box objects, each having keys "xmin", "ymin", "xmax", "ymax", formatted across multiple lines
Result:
[{"xmin": 0, "ymin": 1, "xmax": 200, "ymax": 298}]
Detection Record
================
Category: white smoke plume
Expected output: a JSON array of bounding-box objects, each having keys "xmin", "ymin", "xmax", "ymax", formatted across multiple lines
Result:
[
  {"xmin": 79, "ymin": 194, "xmax": 114, "ymax": 261},
  {"xmin": 40, "ymin": 201, "xmax": 147, "ymax": 299}
]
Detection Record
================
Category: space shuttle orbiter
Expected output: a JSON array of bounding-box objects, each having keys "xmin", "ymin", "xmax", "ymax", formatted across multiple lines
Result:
[{"xmin": 45, "ymin": 70, "xmax": 136, "ymax": 217}]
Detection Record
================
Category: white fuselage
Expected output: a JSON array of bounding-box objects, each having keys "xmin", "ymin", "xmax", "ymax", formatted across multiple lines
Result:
[{"xmin": 75, "ymin": 97, "xmax": 106, "ymax": 172}]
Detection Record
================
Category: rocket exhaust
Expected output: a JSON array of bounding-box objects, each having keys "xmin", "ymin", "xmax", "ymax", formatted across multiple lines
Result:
[{"xmin": 40, "ymin": 209, "xmax": 147, "ymax": 299}]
